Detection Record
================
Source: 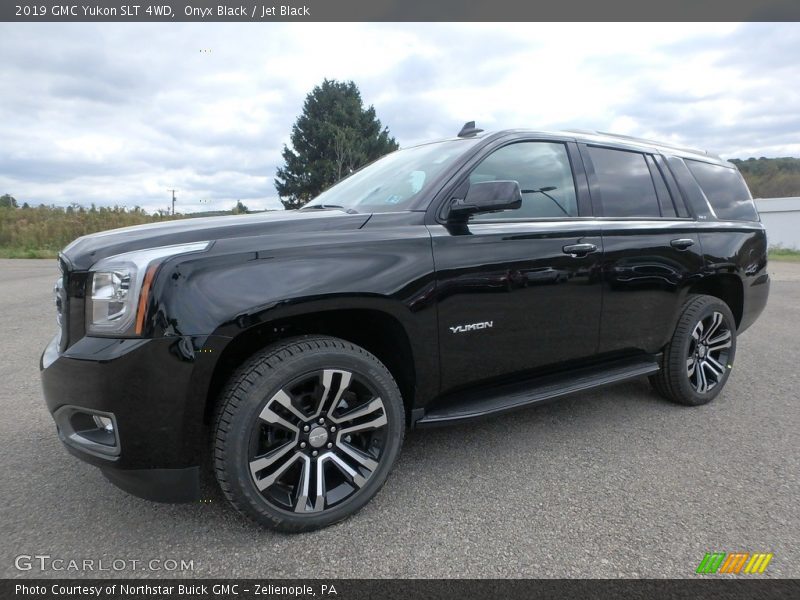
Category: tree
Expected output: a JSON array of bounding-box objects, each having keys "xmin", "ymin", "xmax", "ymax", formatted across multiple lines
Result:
[
  {"xmin": 0, "ymin": 194, "xmax": 18, "ymax": 208},
  {"xmin": 233, "ymin": 200, "xmax": 249, "ymax": 214},
  {"xmin": 275, "ymin": 79, "xmax": 399, "ymax": 209},
  {"xmin": 731, "ymin": 157, "xmax": 800, "ymax": 198}
]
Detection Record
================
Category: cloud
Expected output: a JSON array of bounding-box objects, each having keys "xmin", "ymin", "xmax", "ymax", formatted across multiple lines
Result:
[{"xmin": 0, "ymin": 22, "xmax": 798, "ymax": 213}]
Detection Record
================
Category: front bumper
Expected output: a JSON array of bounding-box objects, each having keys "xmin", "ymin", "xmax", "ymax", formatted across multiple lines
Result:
[{"xmin": 40, "ymin": 333, "xmax": 228, "ymax": 503}]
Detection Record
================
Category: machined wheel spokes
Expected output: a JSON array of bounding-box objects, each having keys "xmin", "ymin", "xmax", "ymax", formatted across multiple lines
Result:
[
  {"xmin": 687, "ymin": 311, "xmax": 732, "ymax": 393},
  {"xmin": 248, "ymin": 369, "xmax": 388, "ymax": 513}
]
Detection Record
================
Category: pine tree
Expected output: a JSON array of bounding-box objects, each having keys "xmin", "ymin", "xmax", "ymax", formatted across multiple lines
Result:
[
  {"xmin": 275, "ymin": 79, "xmax": 398, "ymax": 209},
  {"xmin": 0, "ymin": 194, "xmax": 18, "ymax": 208}
]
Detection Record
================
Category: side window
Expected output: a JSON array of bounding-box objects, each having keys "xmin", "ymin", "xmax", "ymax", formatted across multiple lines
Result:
[
  {"xmin": 645, "ymin": 155, "xmax": 677, "ymax": 218},
  {"xmin": 654, "ymin": 154, "xmax": 690, "ymax": 217},
  {"xmin": 469, "ymin": 142, "xmax": 578, "ymax": 219},
  {"xmin": 587, "ymin": 146, "xmax": 661, "ymax": 218},
  {"xmin": 685, "ymin": 159, "xmax": 759, "ymax": 221}
]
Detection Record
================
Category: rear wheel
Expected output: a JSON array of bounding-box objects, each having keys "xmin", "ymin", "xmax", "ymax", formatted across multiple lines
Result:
[
  {"xmin": 214, "ymin": 336, "xmax": 404, "ymax": 532},
  {"xmin": 650, "ymin": 294, "xmax": 737, "ymax": 406}
]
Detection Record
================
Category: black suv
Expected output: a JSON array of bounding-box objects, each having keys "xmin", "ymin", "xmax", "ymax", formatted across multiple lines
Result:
[{"xmin": 41, "ymin": 125, "xmax": 769, "ymax": 531}]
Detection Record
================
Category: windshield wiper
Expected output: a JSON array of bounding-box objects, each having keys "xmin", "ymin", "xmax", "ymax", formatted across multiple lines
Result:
[{"xmin": 301, "ymin": 204, "xmax": 359, "ymax": 214}]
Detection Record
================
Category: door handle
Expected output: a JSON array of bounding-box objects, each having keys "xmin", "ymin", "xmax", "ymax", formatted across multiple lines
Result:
[
  {"xmin": 670, "ymin": 238, "xmax": 695, "ymax": 250},
  {"xmin": 562, "ymin": 243, "xmax": 597, "ymax": 257}
]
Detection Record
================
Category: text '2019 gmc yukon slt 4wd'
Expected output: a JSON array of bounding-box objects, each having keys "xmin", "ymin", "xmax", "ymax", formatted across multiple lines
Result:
[{"xmin": 41, "ymin": 124, "xmax": 769, "ymax": 531}]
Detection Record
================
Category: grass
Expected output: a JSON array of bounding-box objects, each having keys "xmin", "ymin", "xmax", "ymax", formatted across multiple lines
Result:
[
  {"xmin": 769, "ymin": 248, "xmax": 800, "ymax": 262},
  {"xmin": 0, "ymin": 204, "xmax": 251, "ymax": 259},
  {"xmin": 0, "ymin": 247, "xmax": 59, "ymax": 259},
  {"xmin": 0, "ymin": 205, "xmax": 176, "ymax": 260}
]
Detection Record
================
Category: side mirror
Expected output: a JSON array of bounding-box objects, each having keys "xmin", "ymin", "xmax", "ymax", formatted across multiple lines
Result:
[{"xmin": 448, "ymin": 180, "xmax": 522, "ymax": 220}]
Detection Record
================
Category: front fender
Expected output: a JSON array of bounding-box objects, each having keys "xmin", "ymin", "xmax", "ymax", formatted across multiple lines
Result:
[{"xmin": 145, "ymin": 222, "xmax": 439, "ymax": 409}]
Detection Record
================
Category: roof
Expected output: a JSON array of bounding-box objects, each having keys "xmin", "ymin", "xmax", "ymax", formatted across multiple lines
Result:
[
  {"xmin": 448, "ymin": 124, "xmax": 729, "ymax": 166},
  {"xmin": 562, "ymin": 129, "xmax": 724, "ymax": 163},
  {"xmin": 419, "ymin": 126, "xmax": 731, "ymax": 167}
]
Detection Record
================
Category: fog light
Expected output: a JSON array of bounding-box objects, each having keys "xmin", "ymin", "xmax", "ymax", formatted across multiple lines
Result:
[
  {"xmin": 52, "ymin": 406, "xmax": 121, "ymax": 458},
  {"xmin": 93, "ymin": 415, "xmax": 114, "ymax": 433}
]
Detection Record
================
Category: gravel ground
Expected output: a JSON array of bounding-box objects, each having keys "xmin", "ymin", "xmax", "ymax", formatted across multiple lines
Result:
[{"xmin": 0, "ymin": 259, "xmax": 797, "ymax": 579}]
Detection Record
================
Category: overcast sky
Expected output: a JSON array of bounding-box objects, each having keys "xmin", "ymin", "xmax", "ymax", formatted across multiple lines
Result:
[{"xmin": 1, "ymin": 22, "xmax": 798, "ymax": 213}]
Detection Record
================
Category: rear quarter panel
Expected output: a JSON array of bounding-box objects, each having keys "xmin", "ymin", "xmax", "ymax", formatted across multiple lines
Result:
[{"xmin": 697, "ymin": 221, "xmax": 769, "ymax": 333}]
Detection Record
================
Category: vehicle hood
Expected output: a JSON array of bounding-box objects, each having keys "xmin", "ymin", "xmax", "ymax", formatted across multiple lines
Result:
[{"xmin": 61, "ymin": 209, "xmax": 371, "ymax": 271}]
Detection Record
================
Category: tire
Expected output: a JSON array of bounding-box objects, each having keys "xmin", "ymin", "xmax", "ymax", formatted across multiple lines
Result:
[
  {"xmin": 650, "ymin": 294, "xmax": 737, "ymax": 406},
  {"xmin": 213, "ymin": 335, "xmax": 404, "ymax": 532}
]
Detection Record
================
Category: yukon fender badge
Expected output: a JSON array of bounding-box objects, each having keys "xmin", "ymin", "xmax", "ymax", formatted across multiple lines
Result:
[{"xmin": 449, "ymin": 321, "xmax": 493, "ymax": 334}]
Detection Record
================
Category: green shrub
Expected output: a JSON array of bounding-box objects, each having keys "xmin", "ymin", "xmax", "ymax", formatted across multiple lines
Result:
[{"xmin": 0, "ymin": 204, "xmax": 183, "ymax": 256}]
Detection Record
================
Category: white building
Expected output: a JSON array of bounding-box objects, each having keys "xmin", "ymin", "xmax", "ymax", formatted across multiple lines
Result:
[{"xmin": 755, "ymin": 197, "xmax": 800, "ymax": 249}]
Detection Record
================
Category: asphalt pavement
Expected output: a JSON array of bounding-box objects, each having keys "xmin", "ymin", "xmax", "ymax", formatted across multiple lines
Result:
[{"xmin": 1, "ymin": 258, "xmax": 798, "ymax": 578}]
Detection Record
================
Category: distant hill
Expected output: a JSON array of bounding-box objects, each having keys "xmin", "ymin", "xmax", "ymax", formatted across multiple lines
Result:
[{"xmin": 730, "ymin": 157, "xmax": 800, "ymax": 199}]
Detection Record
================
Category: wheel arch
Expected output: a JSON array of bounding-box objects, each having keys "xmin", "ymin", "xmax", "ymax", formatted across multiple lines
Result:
[
  {"xmin": 688, "ymin": 274, "xmax": 744, "ymax": 328},
  {"xmin": 204, "ymin": 307, "xmax": 421, "ymax": 427}
]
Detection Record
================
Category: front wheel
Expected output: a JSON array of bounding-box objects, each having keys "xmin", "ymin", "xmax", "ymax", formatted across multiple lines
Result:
[
  {"xmin": 214, "ymin": 336, "xmax": 405, "ymax": 532},
  {"xmin": 650, "ymin": 294, "xmax": 737, "ymax": 406}
]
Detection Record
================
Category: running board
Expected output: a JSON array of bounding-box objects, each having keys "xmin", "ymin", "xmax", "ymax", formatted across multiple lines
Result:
[{"xmin": 415, "ymin": 356, "xmax": 660, "ymax": 427}]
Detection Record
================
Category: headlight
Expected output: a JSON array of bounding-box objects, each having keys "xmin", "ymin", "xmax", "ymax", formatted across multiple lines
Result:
[
  {"xmin": 53, "ymin": 276, "xmax": 65, "ymax": 327},
  {"xmin": 90, "ymin": 270, "xmax": 130, "ymax": 326},
  {"xmin": 86, "ymin": 241, "xmax": 211, "ymax": 336}
]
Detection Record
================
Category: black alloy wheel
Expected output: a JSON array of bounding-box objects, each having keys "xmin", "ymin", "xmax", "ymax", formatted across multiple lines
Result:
[
  {"xmin": 686, "ymin": 310, "xmax": 733, "ymax": 394},
  {"xmin": 650, "ymin": 294, "xmax": 737, "ymax": 406},
  {"xmin": 248, "ymin": 368, "xmax": 389, "ymax": 513},
  {"xmin": 214, "ymin": 336, "xmax": 404, "ymax": 532}
]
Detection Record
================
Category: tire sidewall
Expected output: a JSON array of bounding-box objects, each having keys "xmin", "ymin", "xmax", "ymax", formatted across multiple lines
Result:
[{"xmin": 220, "ymin": 342, "xmax": 404, "ymax": 531}]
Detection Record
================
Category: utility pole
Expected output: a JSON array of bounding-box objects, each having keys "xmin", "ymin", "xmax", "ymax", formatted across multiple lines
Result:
[{"xmin": 167, "ymin": 189, "xmax": 177, "ymax": 215}]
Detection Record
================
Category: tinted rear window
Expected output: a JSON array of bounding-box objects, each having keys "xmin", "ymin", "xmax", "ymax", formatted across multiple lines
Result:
[
  {"xmin": 685, "ymin": 160, "xmax": 759, "ymax": 221},
  {"xmin": 587, "ymin": 146, "xmax": 661, "ymax": 218}
]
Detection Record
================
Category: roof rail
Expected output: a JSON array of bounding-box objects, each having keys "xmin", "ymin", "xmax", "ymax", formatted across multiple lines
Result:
[{"xmin": 565, "ymin": 129, "xmax": 714, "ymax": 158}]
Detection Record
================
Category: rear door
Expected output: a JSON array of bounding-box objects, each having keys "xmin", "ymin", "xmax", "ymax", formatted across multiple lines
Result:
[
  {"xmin": 428, "ymin": 138, "xmax": 603, "ymax": 394},
  {"xmin": 579, "ymin": 144, "xmax": 705, "ymax": 355}
]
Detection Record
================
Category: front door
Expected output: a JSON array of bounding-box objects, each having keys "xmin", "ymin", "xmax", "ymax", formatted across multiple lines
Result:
[{"xmin": 429, "ymin": 139, "xmax": 603, "ymax": 395}]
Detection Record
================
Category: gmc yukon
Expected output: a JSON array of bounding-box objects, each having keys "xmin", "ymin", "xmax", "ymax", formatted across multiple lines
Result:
[{"xmin": 41, "ymin": 124, "xmax": 769, "ymax": 531}]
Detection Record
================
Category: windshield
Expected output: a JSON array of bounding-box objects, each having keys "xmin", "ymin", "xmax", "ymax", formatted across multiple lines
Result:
[{"xmin": 302, "ymin": 139, "xmax": 477, "ymax": 213}]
